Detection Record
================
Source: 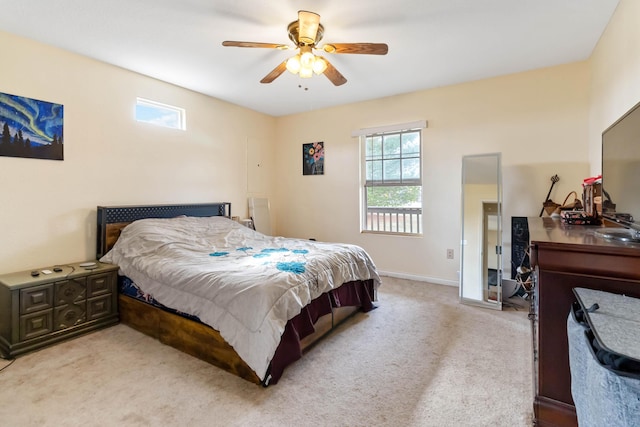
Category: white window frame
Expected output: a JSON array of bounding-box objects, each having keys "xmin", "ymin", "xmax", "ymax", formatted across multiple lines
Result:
[
  {"xmin": 135, "ymin": 97, "xmax": 186, "ymax": 130},
  {"xmin": 354, "ymin": 120, "xmax": 427, "ymax": 235}
]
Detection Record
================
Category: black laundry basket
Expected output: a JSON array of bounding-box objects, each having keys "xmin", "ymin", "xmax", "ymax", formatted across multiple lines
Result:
[{"xmin": 568, "ymin": 288, "xmax": 640, "ymax": 427}]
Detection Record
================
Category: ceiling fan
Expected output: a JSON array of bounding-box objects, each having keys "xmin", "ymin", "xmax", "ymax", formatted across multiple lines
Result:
[{"xmin": 222, "ymin": 10, "xmax": 388, "ymax": 86}]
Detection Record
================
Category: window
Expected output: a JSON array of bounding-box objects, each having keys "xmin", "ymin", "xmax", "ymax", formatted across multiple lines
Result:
[
  {"xmin": 135, "ymin": 98, "xmax": 186, "ymax": 130},
  {"xmin": 361, "ymin": 126, "xmax": 423, "ymax": 234}
]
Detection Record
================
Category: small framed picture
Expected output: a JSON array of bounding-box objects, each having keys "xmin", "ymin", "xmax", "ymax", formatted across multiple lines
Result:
[{"xmin": 303, "ymin": 141, "xmax": 324, "ymax": 175}]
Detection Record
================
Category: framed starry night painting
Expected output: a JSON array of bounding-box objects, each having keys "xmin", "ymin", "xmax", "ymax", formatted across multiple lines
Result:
[{"xmin": 0, "ymin": 92, "xmax": 64, "ymax": 160}]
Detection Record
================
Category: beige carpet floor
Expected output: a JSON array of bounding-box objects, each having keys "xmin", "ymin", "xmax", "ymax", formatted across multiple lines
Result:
[{"xmin": 0, "ymin": 277, "xmax": 533, "ymax": 426}]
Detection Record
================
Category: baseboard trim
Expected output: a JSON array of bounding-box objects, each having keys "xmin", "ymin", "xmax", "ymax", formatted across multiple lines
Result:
[{"xmin": 378, "ymin": 270, "xmax": 459, "ymax": 287}]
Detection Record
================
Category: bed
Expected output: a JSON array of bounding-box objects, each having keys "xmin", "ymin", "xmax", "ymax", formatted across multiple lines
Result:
[{"xmin": 96, "ymin": 203, "xmax": 380, "ymax": 386}]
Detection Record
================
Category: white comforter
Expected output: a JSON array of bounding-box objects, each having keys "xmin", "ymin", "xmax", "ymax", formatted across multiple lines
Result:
[{"xmin": 100, "ymin": 215, "xmax": 380, "ymax": 381}]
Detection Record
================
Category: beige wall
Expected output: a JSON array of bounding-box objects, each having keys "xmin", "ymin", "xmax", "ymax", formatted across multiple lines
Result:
[
  {"xmin": 0, "ymin": 31, "xmax": 276, "ymax": 272},
  {"xmin": 274, "ymin": 63, "xmax": 590, "ymax": 284},
  {"xmin": 2, "ymin": 0, "xmax": 638, "ymax": 286},
  {"xmin": 589, "ymin": 0, "xmax": 640, "ymax": 174}
]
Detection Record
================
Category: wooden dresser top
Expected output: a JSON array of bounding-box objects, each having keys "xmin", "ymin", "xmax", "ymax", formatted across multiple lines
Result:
[{"xmin": 529, "ymin": 217, "xmax": 640, "ymax": 255}]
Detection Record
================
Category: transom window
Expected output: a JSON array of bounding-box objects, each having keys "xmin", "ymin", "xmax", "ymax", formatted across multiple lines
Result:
[
  {"xmin": 362, "ymin": 128, "xmax": 423, "ymax": 235},
  {"xmin": 135, "ymin": 98, "xmax": 186, "ymax": 130}
]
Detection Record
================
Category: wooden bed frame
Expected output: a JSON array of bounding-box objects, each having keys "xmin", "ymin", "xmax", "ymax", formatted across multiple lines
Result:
[{"xmin": 96, "ymin": 202, "xmax": 370, "ymax": 385}]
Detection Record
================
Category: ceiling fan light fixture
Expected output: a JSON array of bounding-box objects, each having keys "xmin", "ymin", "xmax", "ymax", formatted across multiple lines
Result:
[
  {"xmin": 299, "ymin": 66, "xmax": 313, "ymax": 79},
  {"xmin": 300, "ymin": 50, "xmax": 315, "ymax": 68},
  {"xmin": 298, "ymin": 10, "xmax": 320, "ymax": 44},
  {"xmin": 286, "ymin": 55, "xmax": 301, "ymax": 74},
  {"xmin": 312, "ymin": 56, "xmax": 327, "ymax": 75},
  {"xmin": 222, "ymin": 10, "xmax": 387, "ymax": 86}
]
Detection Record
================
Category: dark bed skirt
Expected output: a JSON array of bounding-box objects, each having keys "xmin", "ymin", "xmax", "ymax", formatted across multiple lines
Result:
[
  {"xmin": 119, "ymin": 277, "xmax": 376, "ymax": 385},
  {"xmin": 266, "ymin": 279, "xmax": 376, "ymax": 385}
]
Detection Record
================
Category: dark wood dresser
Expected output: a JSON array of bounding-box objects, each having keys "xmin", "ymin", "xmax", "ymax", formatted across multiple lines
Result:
[
  {"xmin": 0, "ymin": 261, "xmax": 119, "ymax": 359},
  {"xmin": 529, "ymin": 217, "xmax": 640, "ymax": 426}
]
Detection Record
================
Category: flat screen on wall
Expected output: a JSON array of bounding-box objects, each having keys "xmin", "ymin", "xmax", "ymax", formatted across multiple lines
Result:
[{"xmin": 601, "ymin": 100, "xmax": 640, "ymax": 232}]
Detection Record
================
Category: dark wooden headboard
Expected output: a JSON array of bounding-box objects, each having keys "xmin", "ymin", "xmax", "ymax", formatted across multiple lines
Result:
[{"xmin": 96, "ymin": 202, "xmax": 231, "ymax": 259}]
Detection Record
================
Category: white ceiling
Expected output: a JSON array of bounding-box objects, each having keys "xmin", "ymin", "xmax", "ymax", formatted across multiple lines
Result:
[{"xmin": 0, "ymin": 0, "xmax": 620, "ymax": 117}]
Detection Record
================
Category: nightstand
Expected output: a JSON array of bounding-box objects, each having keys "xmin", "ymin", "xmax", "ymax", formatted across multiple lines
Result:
[{"xmin": 0, "ymin": 261, "xmax": 119, "ymax": 359}]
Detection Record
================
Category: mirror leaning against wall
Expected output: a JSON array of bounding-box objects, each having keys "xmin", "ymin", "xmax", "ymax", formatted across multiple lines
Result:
[{"xmin": 460, "ymin": 153, "xmax": 503, "ymax": 310}]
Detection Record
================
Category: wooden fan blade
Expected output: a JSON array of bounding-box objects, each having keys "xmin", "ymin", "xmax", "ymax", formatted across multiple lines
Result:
[
  {"xmin": 260, "ymin": 61, "xmax": 287, "ymax": 84},
  {"xmin": 222, "ymin": 41, "xmax": 288, "ymax": 49},
  {"xmin": 322, "ymin": 59, "xmax": 347, "ymax": 86},
  {"xmin": 323, "ymin": 43, "xmax": 388, "ymax": 55}
]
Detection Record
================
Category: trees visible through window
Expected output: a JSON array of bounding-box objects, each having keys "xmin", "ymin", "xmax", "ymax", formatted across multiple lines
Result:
[{"xmin": 363, "ymin": 128, "xmax": 422, "ymax": 234}]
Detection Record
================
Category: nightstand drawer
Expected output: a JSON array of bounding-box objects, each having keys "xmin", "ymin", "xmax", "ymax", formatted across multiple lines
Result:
[
  {"xmin": 20, "ymin": 310, "xmax": 53, "ymax": 340},
  {"xmin": 54, "ymin": 302, "xmax": 87, "ymax": 330},
  {"xmin": 88, "ymin": 295, "xmax": 112, "ymax": 320},
  {"xmin": 20, "ymin": 284, "xmax": 54, "ymax": 314},
  {"xmin": 55, "ymin": 279, "xmax": 86, "ymax": 305},
  {"xmin": 87, "ymin": 272, "xmax": 113, "ymax": 297}
]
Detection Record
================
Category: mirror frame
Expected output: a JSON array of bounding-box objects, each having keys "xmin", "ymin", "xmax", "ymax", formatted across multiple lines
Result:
[{"xmin": 459, "ymin": 153, "xmax": 503, "ymax": 310}]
